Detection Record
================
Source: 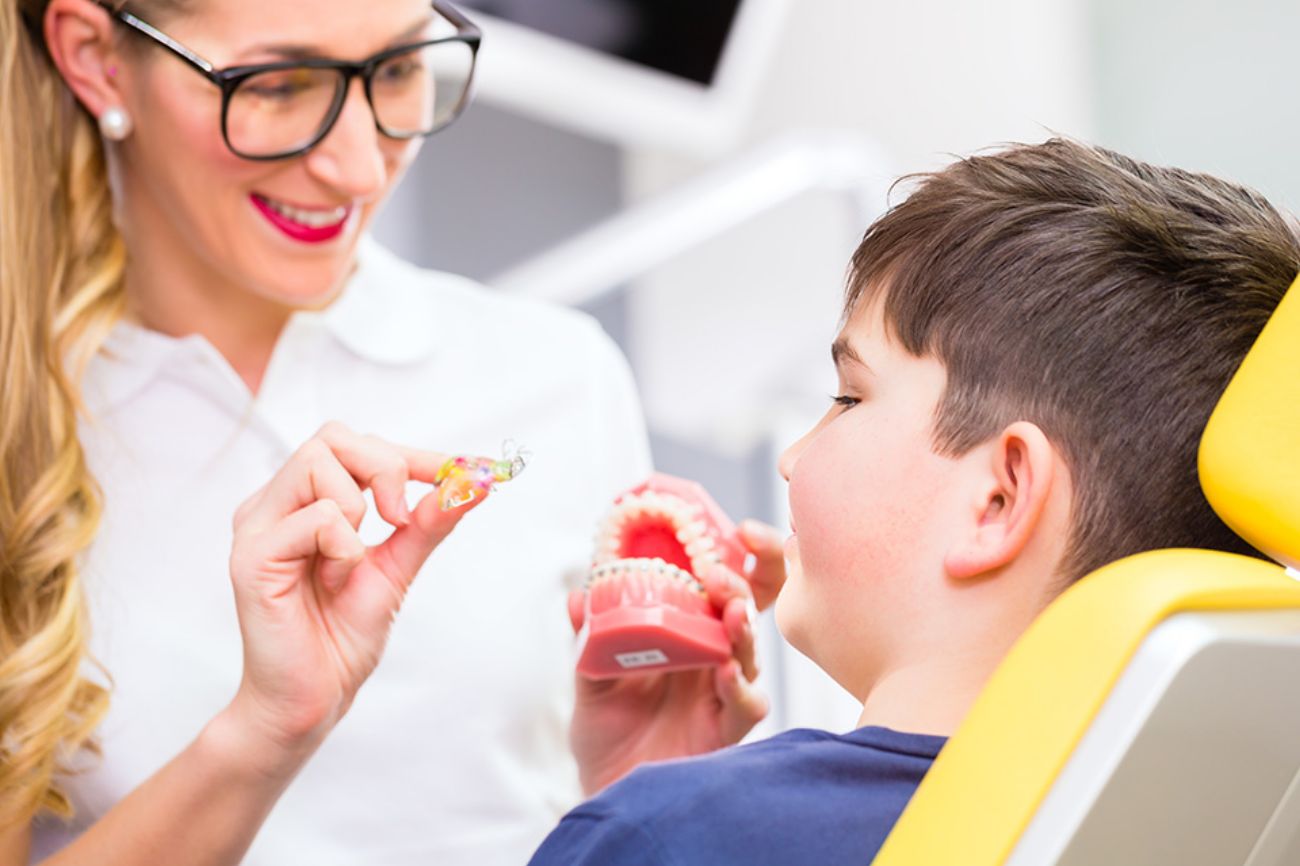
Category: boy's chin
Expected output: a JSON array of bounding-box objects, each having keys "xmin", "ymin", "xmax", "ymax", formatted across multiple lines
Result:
[{"xmin": 773, "ymin": 590, "xmax": 808, "ymax": 654}]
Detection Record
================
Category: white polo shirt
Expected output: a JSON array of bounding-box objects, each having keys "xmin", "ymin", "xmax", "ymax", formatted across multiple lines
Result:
[{"xmin": 30, "ymin": 239, "xmax": 652, "ymax": 865}]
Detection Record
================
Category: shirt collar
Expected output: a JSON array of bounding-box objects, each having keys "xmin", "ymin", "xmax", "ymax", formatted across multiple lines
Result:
[
  {"xmin": 84, "ymin": 319, "xmax": 219, "ymax": 418},
  {"xmin": 317, "ymin": 235, "xmax": 443, "ymax": 366}
]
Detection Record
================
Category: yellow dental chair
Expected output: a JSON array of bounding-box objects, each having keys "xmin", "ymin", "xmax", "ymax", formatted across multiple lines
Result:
[{"xmin": 872, "ymin": 273, "xmax": 1300, "ymax": 866}]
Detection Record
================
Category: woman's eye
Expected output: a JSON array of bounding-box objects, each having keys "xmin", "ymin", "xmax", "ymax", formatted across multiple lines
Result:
[
  {"xmin": 829, "ymin": 394, "xmax": 860, "ymax": 409},
  {"xmin": 378, "ymin": 58, "xmax": 421, "ymax": 81},
  {"xmin": 242, "ymin": 70, "xmax": 322, "ymax": 101}
]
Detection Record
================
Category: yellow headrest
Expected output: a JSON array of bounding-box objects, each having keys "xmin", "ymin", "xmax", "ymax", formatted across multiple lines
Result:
[{"xmin": 1199, "ymin": 272, "xmax": 1300, "ymax": 571}]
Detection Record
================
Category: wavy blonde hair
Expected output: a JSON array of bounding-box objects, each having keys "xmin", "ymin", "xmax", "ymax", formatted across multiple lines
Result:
[{"xmin": 0, "ymin": 0, "xmax": 140, "ymax": 829}]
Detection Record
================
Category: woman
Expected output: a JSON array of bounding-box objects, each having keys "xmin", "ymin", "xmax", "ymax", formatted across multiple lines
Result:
[{"xmin": 0, "ymin": 0, "xmax": 780, "ymax": 863}]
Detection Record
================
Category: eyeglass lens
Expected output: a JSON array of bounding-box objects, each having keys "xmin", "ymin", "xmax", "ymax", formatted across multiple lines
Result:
[{"xmin": 224, "ymin": 40, "xmax": 475, "ymax": 158}]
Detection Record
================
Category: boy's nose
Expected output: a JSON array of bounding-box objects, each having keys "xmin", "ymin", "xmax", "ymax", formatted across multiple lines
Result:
[
  {"xmin": 777, "ymin": 439, "xmax": 802, "ymax": 482},
  {"xmin": 779, "ymin": 420, "xmax": 824, "ymax": 481}
]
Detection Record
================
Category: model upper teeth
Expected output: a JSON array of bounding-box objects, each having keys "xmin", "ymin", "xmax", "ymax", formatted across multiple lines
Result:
[
  {"xmin": 263, "ymin": 196, "xmax": 347, "ymax": 228},
  {"xmin": 592, "ymin": 491, "xmax": 718, "ymax": 580}
]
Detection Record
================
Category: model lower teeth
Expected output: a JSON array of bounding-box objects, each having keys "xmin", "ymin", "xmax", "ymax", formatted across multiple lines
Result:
[
  {"xmin": 588, "ymin": 558, "xmax": 705, "ymax": 595},
  {"xmin": 587, "ymin": 557, "xmax": 711, "ymax": 615}
]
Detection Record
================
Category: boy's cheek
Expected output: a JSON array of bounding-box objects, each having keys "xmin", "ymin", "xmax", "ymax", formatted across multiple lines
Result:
[
  {"xmin": 786, "ymin": 429, "xmax": 875, "ymax": 547},
  {"xmin": 774, "ymin": 543, "xmax": 837, "ymax": 659}
]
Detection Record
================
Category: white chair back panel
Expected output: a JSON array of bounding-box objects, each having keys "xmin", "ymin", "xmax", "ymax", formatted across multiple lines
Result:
[{"xmin": 1009, "ymin": 611, "xmax": 1300, "ymax": 866}]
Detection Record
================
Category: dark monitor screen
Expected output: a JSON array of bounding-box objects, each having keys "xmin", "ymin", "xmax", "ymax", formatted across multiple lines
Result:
[{"xmin": 456, "ymin": 0, "xmax": 745, "ymax": 86}]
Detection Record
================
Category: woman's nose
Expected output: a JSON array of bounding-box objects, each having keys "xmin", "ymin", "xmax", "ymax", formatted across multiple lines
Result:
[{"xmin": 305, "ymin": 78, "xmax": 388, "ymax": 200}]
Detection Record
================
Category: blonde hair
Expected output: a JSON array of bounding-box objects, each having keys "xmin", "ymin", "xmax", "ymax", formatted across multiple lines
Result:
[{"xmin": 0, "ymin": 0, "xmax": 133, "ymax": 828}]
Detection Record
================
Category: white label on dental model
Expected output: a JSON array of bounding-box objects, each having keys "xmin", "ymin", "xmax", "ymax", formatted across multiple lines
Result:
[{"xmin": 615, "ymin": 649, "xmax": 670, "ymax": 669}]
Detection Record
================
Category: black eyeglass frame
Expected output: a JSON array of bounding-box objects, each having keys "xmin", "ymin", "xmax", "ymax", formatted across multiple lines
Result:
[{"xmin": 98, "ymin": 0, "xmax": 482, "ymax": 161}]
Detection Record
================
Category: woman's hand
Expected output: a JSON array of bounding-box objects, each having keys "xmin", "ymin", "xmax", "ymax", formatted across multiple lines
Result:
[
  {"xmin": 224, "ymin": 422, "xmax": 483, "ymax": 759},
  {"xmin": 568, "ymin": 520, "xmax": 788, "ymax": 795}
]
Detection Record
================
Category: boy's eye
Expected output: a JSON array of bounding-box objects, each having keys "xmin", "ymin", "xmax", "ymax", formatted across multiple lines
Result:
[{"xmin": 830, "ymin": 394, "xmax": 860, "ymax": 409}]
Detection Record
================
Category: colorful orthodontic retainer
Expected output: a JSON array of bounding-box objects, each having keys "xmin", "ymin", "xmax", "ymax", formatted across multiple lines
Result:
[
  {"xmin": 577, "ymin": 473, "xmax": 748, "ymax": 679},
  {"xmin": 433, "ymin": 448, "xmax": 526, "ymax": 511}
]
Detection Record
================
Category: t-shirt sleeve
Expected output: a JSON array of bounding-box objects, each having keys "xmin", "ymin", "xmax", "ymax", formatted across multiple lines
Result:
[{"xmin": 528, "ymin": 810, "xmax": 673, "ymax": 866}]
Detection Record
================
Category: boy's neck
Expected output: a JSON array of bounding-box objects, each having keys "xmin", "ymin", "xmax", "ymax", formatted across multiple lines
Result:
[{"xmin": 855, "ymin": 640, "xmax": 1019, "ymax": 738}]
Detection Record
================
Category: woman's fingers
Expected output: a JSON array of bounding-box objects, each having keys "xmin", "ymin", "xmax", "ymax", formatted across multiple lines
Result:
[
  {"xmin": 236, "ymin": 434, "xmax": 373, "ymax": 532},
  {"xmin": 315, "ymin": 422, "xmax": 413, "ymax": 528},
  {"xmin": 369, "ymin": 479, "xmax": 487, "ymax": 587},
  {"xmin": 238, "ymin": 423, "xmax": 454, "ymax": 536},
  {"xmin": 305, "ymin": 447, "xmax": 369, "ymax": 531},
  {"xmin": 232, "ymin": 498, "xmax": 366, "ymax": 593},
  {"xmin": 391, "ymin": 443, "xmax": 453, "ymax": 485},
  {"xmin": 233, "ymin": 421, "xmax": 487, "ymax": 600},
  {"xmin": 236, "ymin": 437, "xmax": 357, "ymax": 532},
  {"xmin": 311, "ymin": 504, "xmax": 370, "ymax": 593}
]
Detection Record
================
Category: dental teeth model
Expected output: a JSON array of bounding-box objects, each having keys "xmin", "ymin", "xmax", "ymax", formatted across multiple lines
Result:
[{"xmin": 578, "ymin": 473, "xmax": 748, "ymax": 679}]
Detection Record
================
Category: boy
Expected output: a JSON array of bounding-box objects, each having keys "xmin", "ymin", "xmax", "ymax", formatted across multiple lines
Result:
[{"xmin": 531, "ymin": 139, "xmax": 1300, "ymax": 864}]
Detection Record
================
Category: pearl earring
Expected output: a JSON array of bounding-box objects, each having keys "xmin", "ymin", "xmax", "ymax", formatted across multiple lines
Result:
[{"xmin": 98, "ymin": 106, "xmax": 133, "ymax": 141}]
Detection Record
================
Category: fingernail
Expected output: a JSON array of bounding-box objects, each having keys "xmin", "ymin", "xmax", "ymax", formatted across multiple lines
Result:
[{"xmin": 397, "ymin": 498, "xmax": 412, "ymax": 526}]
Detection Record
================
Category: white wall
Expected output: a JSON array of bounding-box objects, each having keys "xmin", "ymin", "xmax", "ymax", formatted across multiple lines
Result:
[
  {"xmin": 1090, "ymin": 0, "xmax": 1300, "ymax": 213},
  {"xmin": 624, "ymin": 0, "xmax": 1095, "ymax": 451}
]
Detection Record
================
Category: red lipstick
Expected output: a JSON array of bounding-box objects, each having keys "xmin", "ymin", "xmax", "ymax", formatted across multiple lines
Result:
[{"xmin": 251, "ymin": 194, "xmax": 349, "ymax": 244}]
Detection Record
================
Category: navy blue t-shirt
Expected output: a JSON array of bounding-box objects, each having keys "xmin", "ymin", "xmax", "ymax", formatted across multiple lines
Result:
[{"xmin": 528, "ymin": 726, "xmax": 945, "ymax": 865}]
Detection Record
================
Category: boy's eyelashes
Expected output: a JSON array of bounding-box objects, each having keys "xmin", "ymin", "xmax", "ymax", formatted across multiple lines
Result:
[{"xmin": 829, "ymin": 394, "xmax": 861, "ymax": 410}]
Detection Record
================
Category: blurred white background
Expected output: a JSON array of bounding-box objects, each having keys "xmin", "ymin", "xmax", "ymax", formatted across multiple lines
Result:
[{"xmin": 374, "ymin": 0, "xmax": 1300, "ymax": 736}]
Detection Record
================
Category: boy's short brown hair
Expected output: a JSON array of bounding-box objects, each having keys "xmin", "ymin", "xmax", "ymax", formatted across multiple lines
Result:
[{"xmin": 847, "ymin": 139, "xmax": 1300, "ymax": 582}]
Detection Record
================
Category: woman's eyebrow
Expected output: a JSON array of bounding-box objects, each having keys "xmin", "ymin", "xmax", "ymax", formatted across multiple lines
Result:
[{"xmin": 237, "ymin": 14, "xmax": 434, "ymax": 61}]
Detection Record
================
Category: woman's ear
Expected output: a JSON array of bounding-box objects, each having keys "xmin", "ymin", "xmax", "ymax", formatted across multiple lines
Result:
[
  {"xmin": 43, "ymin": 0, "xmax": 122, "ymax": 119},
  {"xmin": 944, "ymin": 421, "xmax": 1059, "ymax": 581}
]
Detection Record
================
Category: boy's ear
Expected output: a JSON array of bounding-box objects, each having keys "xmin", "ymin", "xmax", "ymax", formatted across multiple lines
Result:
[
  {"xmin": 944, "ymin": 421, "xmax": 1059, "ymax": 581},
  {"xmin": 43, "ymin": 0, "xmax": 122, "ymax": 119}
]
